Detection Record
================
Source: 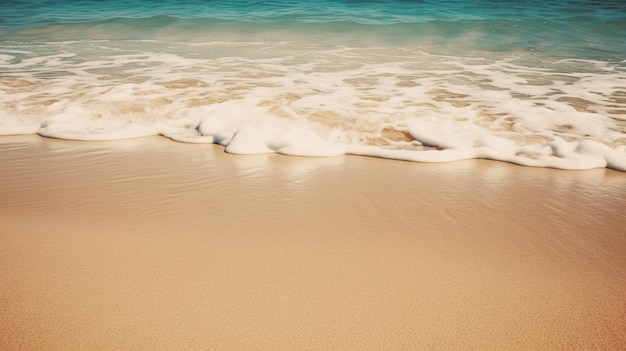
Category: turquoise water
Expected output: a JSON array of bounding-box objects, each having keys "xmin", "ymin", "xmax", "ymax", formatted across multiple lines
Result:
[
  {"xmin": 1, "ymin": 0, "xmax": 625, "ymax": 170},
  {"xmin": 2, "ymin": 0, "xmax": 625, "ymax": 59}
]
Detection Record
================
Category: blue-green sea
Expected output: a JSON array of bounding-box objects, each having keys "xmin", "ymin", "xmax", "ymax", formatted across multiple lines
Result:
[{"xmin": 1, "ymin": 0, "xmax": 625, "ymax": 170}]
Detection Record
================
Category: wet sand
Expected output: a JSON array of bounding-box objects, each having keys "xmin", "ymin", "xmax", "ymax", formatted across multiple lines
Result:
[{"xmin": 1, "ymin": 135, "xmax": 625, "ymax": 350}]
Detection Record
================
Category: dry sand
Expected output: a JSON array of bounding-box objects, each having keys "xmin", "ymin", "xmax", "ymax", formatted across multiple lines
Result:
[{"xmin": 1, "ymin": 135, "xmax": 625, "ymax": 350}]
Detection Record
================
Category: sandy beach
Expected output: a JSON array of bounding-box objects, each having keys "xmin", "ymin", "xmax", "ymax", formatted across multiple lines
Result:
[{"xmin": 1, "ymin": 135, "xmax": 625, "ymax": 350}]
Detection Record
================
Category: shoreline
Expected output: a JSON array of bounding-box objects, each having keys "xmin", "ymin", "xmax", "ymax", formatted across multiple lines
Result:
[{"xmin": 1, "ymin": 135, "xmax": 625, "ymax": 350}]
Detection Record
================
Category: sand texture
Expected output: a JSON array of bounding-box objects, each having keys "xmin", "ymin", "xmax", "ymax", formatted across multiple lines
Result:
[{"xmin": 1, "ymin": 135, "xmax": 625, "ymax": 350}]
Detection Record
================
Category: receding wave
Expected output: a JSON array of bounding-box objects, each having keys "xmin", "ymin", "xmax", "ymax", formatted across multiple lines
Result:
[
  {"xmin": 1, "ymin": 0, "xmax": 625, "ymax": 171},
  {"xmin": 1, "ymin": 38, "xmax": 624, "ymax": 171}
]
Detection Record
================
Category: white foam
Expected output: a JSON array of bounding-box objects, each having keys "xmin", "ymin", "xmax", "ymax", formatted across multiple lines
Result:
[
  {"xmin": 197, "ymin": 101, "xmax": 345, "ymax": 156},
  {"xmin": 32, "ymin": 105, "xmax": 156, "ymax": 141},
  {"xmin": 0, "ymin": 40, "xmax": 624, "ymax": 171},
  {"xmin": 196, "ymin": 101, "xmax": 279, "ymax": 146},
  {"xmin": 269, "ymin": 128, "xmax": 345, "ymax": 157},
  {"xmin": 347, "ymin": 137, "xmax": 626, "ymax": 171},
  {"xmin": 225, "ymin": 125, "xmax": 276, "ymax": 154}
]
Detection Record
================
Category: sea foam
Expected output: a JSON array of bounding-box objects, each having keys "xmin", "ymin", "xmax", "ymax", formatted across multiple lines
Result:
[
  {"xmin": 1, "ymin": 1, "xmax": 625, "ymax": 171},
  {"xmin": 1, "ymin": 43, "xmax": 624, "ymax": 171}
]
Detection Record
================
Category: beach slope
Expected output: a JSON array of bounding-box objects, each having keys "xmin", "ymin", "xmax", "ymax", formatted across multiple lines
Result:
[{"xmin": 1, "ymin": 135, "xmax": 625, "ymax": 350}]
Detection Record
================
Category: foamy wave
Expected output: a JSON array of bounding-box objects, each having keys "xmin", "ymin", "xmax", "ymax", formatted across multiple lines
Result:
[{"xmin": 1, "ymin": 41, "xmax": 624, "ymax": 171}]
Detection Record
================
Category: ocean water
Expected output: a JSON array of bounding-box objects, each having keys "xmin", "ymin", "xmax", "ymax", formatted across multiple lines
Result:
[{"xmin": 1, "ymin": 0, "xmax": 625, "ymax": 170}]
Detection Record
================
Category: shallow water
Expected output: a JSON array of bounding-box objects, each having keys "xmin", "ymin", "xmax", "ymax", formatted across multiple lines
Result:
[{"xmin": 1, "ymin": 0, "xmax": 625, "ymax": 170}]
